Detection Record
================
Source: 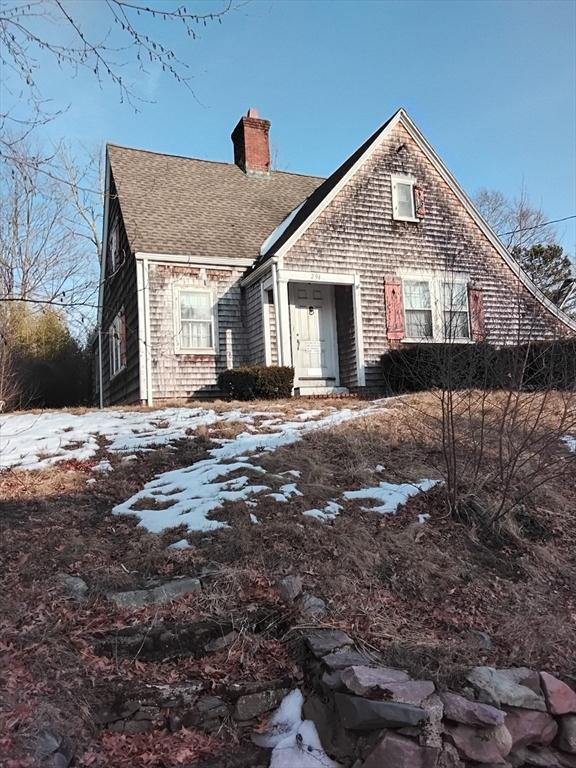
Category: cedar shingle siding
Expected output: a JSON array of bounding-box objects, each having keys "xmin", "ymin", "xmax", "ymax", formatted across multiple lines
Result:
[
  {"xmin": 148, "ymin": 264, "xmax": 246, "ymax": 400},
  {"xmin": 278, "ymin": 122, "xmax": 573, "ymax": 389},
  {"xmin": 99, "ymin": 112, "xmax": 575, "ymax": 404},
  {"xmin": 100, "ymin": 174, "xmax": 141, "ymax": 405}
]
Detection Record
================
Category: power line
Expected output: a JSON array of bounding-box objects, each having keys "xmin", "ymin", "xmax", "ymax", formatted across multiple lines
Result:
[{"xmin": 498, "ymin": 215, "xmax": 576, "ymax": 237}]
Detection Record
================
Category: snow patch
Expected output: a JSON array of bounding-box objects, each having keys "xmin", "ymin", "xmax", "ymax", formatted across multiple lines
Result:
[
  {"xmin": 168, "ymin": 538, "xmax": 192, "ymax": 550},
  {"xmin": 562, "ymin": 435, "xmax": 576, "ymax": 453},
  {"xmin": 114, "ymin": 404, "xmax": 385, "ymax": 534},
  {"xmin": 92, "ymin": 460, "xmax": 113, "ymax": 474},
  {"xmin": 343, "ymin": 479, "xmax": 440, "ymax": 514},
  {"xmin": 303, "ymin": 500, "xmax": 342, "ymax": 521},
  {"xmin": 0, "ymin": 407, "xmax": 256, "ymax": 471},
  {"xmin": 253, "ymin": 689, "xmax": 338, "ymax": 767}
]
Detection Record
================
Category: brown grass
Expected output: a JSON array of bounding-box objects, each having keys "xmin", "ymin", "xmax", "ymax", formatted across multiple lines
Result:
[{"xmin": 1, "ymin": 391, "xmax": 575, "ymax": 765}]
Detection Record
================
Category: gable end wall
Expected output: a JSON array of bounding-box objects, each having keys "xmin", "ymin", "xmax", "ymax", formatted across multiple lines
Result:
[{"xmin": 281, "ymin": 123, "xmax": 572, "ymax": 389}]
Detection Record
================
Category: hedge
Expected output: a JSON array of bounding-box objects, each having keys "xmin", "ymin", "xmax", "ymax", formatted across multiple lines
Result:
[
  {"xmin": 217, "ymin": 366, "xmax": 294, "ymax": 400},
  {"xmin": 381, "ymin": 339, "xmax": 576, "ymax": 394}
]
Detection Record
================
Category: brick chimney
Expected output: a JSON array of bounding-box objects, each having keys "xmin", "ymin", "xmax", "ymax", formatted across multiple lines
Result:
[{"xmin": 231, "ymin": 108, "xmax": 271, "ymax": 175}]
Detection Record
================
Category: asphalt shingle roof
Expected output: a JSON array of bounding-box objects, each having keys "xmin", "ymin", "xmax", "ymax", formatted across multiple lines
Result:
[{"xmin": 107, "ymin": 144, "xmax": 324, "ymax": 260}]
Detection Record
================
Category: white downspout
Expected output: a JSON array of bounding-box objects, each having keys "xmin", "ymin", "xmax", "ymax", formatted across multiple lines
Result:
[
  {"xmin": 271, "ymin": 260, "xmax": 282, "ymax": 366},
  {"xmin": 143, "ymin": 257, "xmax": 153, "ymax": 406},
  {"xmin": 98, "ymin": 330, "xmax": 104, "ymax": 408}
]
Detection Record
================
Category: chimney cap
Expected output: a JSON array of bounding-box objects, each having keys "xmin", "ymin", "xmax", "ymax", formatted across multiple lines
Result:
[{"xmin": 246, "ymin": 107, "xmax": 259, "ymax": 119}]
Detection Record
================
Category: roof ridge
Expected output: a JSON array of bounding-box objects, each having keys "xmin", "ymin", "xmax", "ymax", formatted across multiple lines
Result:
[{"xmin": 106, "ymin": 143, "xmax": 324, "ymax": 180}]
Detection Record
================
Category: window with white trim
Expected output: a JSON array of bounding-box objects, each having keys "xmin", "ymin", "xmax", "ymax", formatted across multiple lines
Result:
[
  {"xmin": 109, "ymin": 310, "xmax": 126, "ymax": 376},
  {"xmin": 178, "ymin": 289, "xmax": 214, "ymax": 350},
  {"xmin": 401, "ymin": 277, "xmax": 471, "ymax": 341},
  {"xmin": 108, "ymin": 219, "xmax": 119, "ymax": 272},
  {"xmin": 404, "ymin": 280, "xmax": 433, "ymax": 338},
  {"xmin": 443, "ymin": 281, "xmax": 470, "ymax": 340},
  {"xmin": 391, "ymin": 175, "xmax": 417, "ymax": 221}
]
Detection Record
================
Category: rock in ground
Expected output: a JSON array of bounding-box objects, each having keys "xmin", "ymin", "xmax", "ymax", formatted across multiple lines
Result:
[
  {"xmin": 421, "ymin": 694, "xmax": 445, "ymax": 749},
  {"xmin": 304, "ymin": 629, "xmax": 353, "ymax": 657},
  {"xmin": 509, "ymin": 746, "xmax": 566, "ymax": 767},
  {"xmin": 557, "ymin": 715, "xmax": 576, "ymax": 754},
  {"xmin": 339, "ymin": 665, "xmax": 410, "ymax": 695},
  {"xmin": 504, "ymin": 708, "xmax": 557, "ymax": 749},
  {"xmin": 234, "ymin": 688, "xmax": 290, "ymax": 721},
  {"xmin": 303, "ymin": 694, "xmax": 356, "ymax": 763},
  {"xmin": 276, "ymin": 575, "xmax": 303, "ymax": 602},
  {"xmin": 540, "ymin": 672, "xmax": 576, "ymax": 716},
  {"xmin": 334, "ymin": 693, "xmax": 426, "ymax": 730},
  {"xmin": 57, "ymin": 574, "xmax": 88, "ymax": 601},
  {"xmin": 445, "ymin": 722, "xmax": 513, "ymax": 763},
  {"xmin": 466, "ymin": 667, "xmax": 546, "ymax": 711},
  {"xmin": 322, "ymin": 649, "xmax": 382, "ymax": 670},
  {"xmin": 440, "ymin": 691, "xmax": 505, "ymax": 727},
  {"xmin": 362, "ymin": 732, "xmax": 440, "ymax": 768},
  {"xmin": 346, "ymin": 678, "xmax": 435, "ymax": 706},
  {"xmin": 107, "ymin": 576, "xmax": 201, "ymax": 609},
  {"xmin": 297, "ymin": 592, "xmax": 327, "ymax": 618}
]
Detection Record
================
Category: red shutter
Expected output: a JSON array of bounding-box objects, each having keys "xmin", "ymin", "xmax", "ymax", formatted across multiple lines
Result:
[
  {"xmin": 384, "ymin": 277, "xmax": 404, "ymax": 340},
  {"xmin": 119, "ymin": 312, "xmax": 127, "ymax": 366},
  {"xmin": 414, "ymin": 185, "xmax": 426, "ymax": 218},
  {"xmin": 469, "ymin": 287, "xmax": 486, "ymax": 342}
]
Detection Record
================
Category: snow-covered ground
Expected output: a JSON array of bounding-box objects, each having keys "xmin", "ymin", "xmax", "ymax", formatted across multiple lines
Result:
[
  {"xmin": 0, "ymin": 406, "xmax": 287, "ymax": 471},
  {"xmin": 113, "ymin": 404, "xmax": 386, "ymax": 533}
]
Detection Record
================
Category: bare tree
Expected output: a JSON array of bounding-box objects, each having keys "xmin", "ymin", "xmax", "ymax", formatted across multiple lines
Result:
[
  {"xmin": 0, "ymin": 139, "xmax": 99, "ymax": 313},
  {"xmin": 385, "ymin": 268, "xmax": 576, "ymax": 531},
  {"xmin": 474, "ymin": 184, "xmax": 555, "ymax": 250},
  {"xmin": 0, "ymin": 0, "xmax": 236, "ymax": 160}
]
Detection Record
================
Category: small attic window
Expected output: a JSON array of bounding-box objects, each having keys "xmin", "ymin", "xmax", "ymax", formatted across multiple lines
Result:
[{"xmin": 391, "ymin": 175, "xmax": 418, "ymax": 222}]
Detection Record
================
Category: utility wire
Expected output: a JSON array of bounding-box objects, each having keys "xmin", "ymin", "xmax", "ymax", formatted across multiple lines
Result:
[{"xmin": 498, "ymin": 215, "xmax": 576, "ymax": 237}]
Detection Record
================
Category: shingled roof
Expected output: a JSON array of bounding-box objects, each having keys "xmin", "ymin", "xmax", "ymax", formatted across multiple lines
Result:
[{"xmin": 107, "ymin": 144, "xmax": 323, "ymax": 261}]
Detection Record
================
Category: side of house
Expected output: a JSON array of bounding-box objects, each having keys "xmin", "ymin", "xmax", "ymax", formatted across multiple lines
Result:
[{"xmin": 98, "ymin": 171, "xmax": 141, "ymax": 405}]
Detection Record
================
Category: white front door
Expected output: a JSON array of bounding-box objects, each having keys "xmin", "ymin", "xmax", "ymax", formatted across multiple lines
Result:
[{"xmin": 289, "ymin": 283, "xmax": 338, "ymax": 386}]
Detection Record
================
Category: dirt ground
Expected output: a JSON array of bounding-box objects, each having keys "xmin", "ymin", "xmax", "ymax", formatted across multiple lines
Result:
[{"xmin": 1, "ymin": 392, "xmax": 575, "ymax": 767}]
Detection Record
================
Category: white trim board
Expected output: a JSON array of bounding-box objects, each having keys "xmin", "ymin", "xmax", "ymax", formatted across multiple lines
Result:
[
  {"xmin": 136, "ymin": 251, "xmax": 254, "ymax": 269},
  {"xmin": 265, "ymin": 109, "xmax": 576, "ymax": 333},
  {"xmin": 97, "ymin": 151, "xmax": 111, "ymax": 329},
  {"xmin": 135, "ymin": 258, "xmax": 149, "ymax": 403}
]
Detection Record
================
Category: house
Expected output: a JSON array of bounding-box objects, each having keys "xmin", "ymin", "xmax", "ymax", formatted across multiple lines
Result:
[{"xmin": 97, "ymin": 108, "xmax": 576, "ymax": 405}]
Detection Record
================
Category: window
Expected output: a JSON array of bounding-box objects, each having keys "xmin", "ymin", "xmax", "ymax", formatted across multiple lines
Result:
[
  {"xmin": 443, "ymin": 281, "xmax": 470, "ymax": 339},
  {"xmin": 391, "ymin": 175, "xmax": 417, "ymax": 221},
  {"xmin": 401, "ymin": 276, "xmax": 471, "ymax": 341},
  {"xmin": 108, "ymin": 219, "xmax": 119, "ymax": 272},
  {"xmin": 109, "ymin": 310, "xmax": 126, "ymax": 376},
  {"xmin": 178, "ymin": 290, "xmax": 214, "ymax": 350},
  {"xmin": 404, "ymin": 280, "xmax": 433, "ymax": 338}
]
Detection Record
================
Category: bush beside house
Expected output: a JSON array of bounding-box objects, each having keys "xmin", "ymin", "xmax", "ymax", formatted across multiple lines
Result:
[
  {"xmin": 382, "ymin": 339, "xmax": 576, "ymax": 394},
  {"xmin": 217, "ymin": 366, "xmax": 294, "ymax": 400}
]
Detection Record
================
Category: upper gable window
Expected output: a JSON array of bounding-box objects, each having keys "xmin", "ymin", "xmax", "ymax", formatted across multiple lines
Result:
[{"xmin": 391, "ymin": 175, "xmax": 419, "ymax": 222}]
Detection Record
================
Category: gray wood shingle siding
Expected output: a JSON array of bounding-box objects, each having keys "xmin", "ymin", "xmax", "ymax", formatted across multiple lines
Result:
[
  {"xmin": 100, "ymin": 173, "xmax": 141, "ymax": 405},
  {"xmin": 148, "ymin": 264, "xmax": 246, "ymax": 400},
  {"xmin": 280, "ymin": 123, "xmax": 571, "ymax": 389},
  {"xmin": 244, "ymin": 282, "xmax": 266, "ymax": 367}
]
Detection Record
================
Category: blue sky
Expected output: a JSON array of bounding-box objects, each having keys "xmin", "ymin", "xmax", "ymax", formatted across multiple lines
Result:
[{"xmin": 8, "ymin": 0, "xmax": 576, "ymax": 250}]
